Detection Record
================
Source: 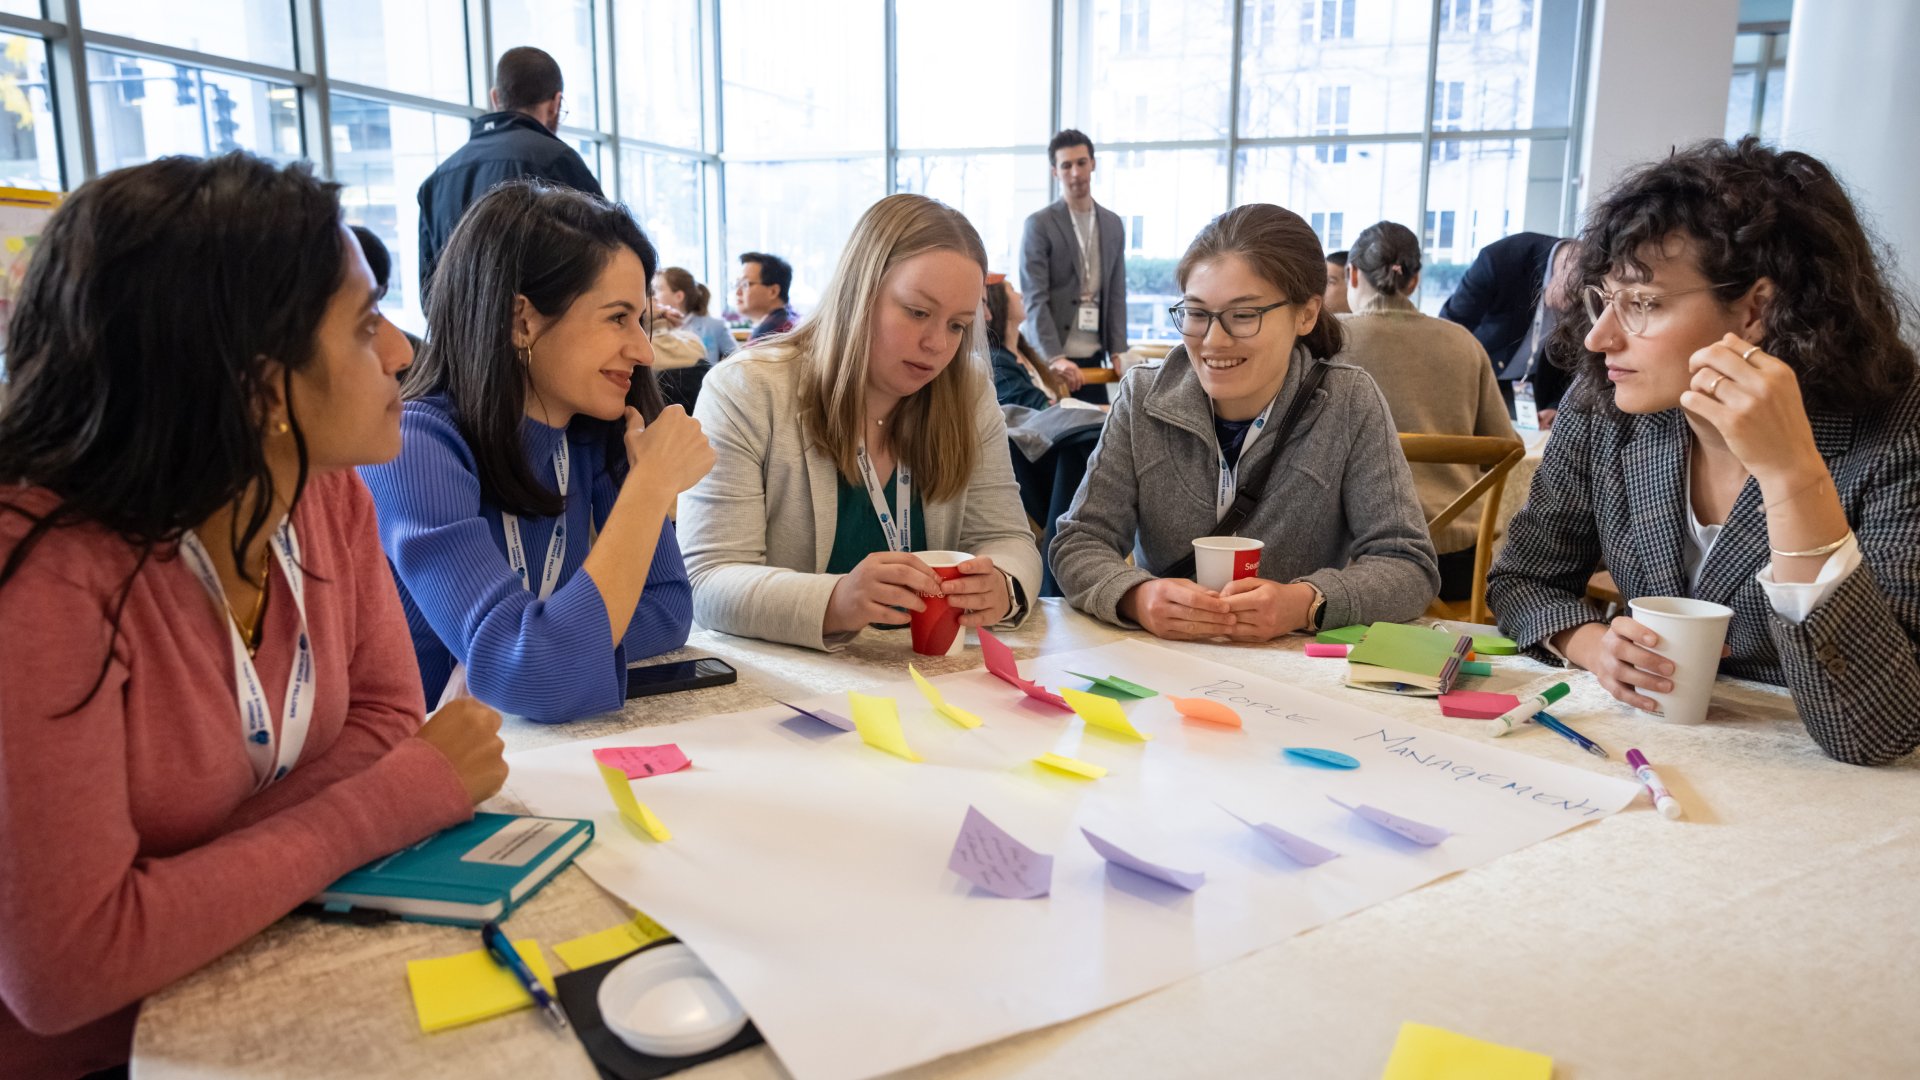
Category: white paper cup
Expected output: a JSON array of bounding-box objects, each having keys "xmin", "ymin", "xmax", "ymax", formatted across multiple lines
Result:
[
  {"xmin": 1191, "ymin": 536, "xmax": 1264, "ymax": 591},
  {"xmin": 1627, "ymin": 596, "xmax": 1733, "ymax": 725}
]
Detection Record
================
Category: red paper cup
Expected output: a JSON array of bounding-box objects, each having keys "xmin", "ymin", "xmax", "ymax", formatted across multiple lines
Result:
[
  {"xmin": 1191, "ymin": 536, "xmax": 1264, "ymax": 591},
  {"xmin": 910, "ymin": 550, "xmax": 972, "ymax": 656}
]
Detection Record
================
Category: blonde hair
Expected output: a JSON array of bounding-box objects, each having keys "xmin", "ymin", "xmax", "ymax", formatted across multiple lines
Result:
[{"xmin": 765, "ymin": 193, "xmax": 988, "ymax": 503}]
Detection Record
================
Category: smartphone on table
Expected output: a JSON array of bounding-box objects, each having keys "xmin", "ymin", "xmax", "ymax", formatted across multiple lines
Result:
[{"xmin": 624, "ymin": 657, "xmax": 739, "ymax": 699}]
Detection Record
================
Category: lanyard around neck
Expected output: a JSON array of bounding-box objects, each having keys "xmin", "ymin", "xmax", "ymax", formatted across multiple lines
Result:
[
  {"xmin": 1213, "ymin": 393, "xmax": 1282, "ymax": 522},
  {"xmin": 501, "ymin": 439, "xmax": 571, "ymax": 601},
  {"xmin": 179, "ymin": 521, "xmax": 315, "ymax": 791},
  {"xmin": 854, "ymin": 443, "xmax": 912, "ymax": 553}
]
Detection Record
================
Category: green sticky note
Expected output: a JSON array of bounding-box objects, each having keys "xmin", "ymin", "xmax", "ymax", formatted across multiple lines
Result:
[
  {"xmin": 1316, "ymin": 624, "xmax": 1370, "ymax": 646},
  {"xmin": 1459, "ymin": 660, "xmax": 1493, "ymax": 677},
  {"xmin": 1067, "ymin": 671, "xmax": 1158, "ymax": 699},
  {"xmin": 1472, "ymin": 635, "xmax": 1520, "ymax": 656},
  {"xmin": 1347, "ymin": 623, "xmax": 1464, "ymax": 678}
]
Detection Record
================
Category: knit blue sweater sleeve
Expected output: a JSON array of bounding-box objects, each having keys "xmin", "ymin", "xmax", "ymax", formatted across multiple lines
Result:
[
  {"xmin": 591, "ymin": 449, "xmax": 695, "ymax": 668},
  {"xmin": 362, "ymin": 402, "xmax": 691, "ymax": 723}
]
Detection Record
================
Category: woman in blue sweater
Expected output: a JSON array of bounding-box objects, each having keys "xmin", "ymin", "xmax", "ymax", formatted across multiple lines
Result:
[{"xmin": 362, "ymin": 181, "xmax": 714, "ymax": 723}]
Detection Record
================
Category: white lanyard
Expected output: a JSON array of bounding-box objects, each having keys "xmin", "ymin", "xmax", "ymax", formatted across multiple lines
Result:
[
  {"xmin": 1072, "ymin": 210, "xmax": 1098, "ymax": 301},
  {"xmin": 855, "ymin": 444, "xmax": 912, "ymax": 553},
  {"xmin": 500, "ymin": 439, "xmax": 570, "ymax": 601},
  {"xmin": 180, "ymin": 521, "xmax": 315, "ymax": 791},
  {"xmin": 1214, "ymin": 394, "xmax": 1282, "ymax": 521}
]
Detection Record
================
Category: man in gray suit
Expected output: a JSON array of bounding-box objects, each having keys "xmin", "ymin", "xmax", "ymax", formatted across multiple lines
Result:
[{"xmin": 1020, "ymin": 129, "xmax": 1128, "ymax": 402}]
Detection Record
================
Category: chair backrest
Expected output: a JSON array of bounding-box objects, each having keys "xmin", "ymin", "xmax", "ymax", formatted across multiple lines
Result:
[{"xmin": 1396, "ymin": 432, "xmax": 1526, "ymax": 624}]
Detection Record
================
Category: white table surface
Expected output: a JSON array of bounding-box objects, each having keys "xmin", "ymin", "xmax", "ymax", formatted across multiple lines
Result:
[{"xmin": 129, "ymin": 601, "xmax": 1920, "ymax": 1079}]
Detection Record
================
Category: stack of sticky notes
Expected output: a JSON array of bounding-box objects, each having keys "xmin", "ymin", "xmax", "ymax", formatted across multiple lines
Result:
[
  {"xmin": 1346, "ymin": 623, "xmax": 1469, "ymax": 697},
  {"xmin": 407, "ymin": 938, "xmax": 558, "ymax": 1033},
  {"xmin": 1380, "ymin": 1022, "xmax": 1552, "ymax": 1079}
]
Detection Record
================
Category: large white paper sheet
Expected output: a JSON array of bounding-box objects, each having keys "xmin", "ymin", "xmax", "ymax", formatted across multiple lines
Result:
[{"xmin": 505, "ymin": 639, "xmax": 1638, "ymax": 1080}]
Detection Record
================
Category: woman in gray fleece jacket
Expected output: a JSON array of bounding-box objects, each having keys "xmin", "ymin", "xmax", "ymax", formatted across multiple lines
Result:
[{"xmin": 1050, "ymin": 204, "xmax": 1438, "ymax": 640}]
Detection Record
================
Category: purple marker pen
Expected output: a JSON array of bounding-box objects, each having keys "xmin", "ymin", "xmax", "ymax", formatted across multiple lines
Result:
[{"xmin": 1626, "ymin": 748, "xmax": 1683, "ymax": 820}]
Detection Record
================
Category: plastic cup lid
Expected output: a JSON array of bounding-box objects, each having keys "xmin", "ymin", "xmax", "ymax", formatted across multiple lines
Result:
[{"xmin": 596, "ymin": 943, "xmax": 748, "ymax": 1058}]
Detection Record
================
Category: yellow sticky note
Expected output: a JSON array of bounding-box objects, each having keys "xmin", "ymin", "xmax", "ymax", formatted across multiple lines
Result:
[
  {"xmin": 406, "ymin": 939, "xmax": 557, "ymax": 1033},
  {"xmin": 1060, "ymin": 687, "xmax": 1151, "ymax": 741},
  {"xmin": 597, "ymin": 761, "xmax": 672, "ymax": 840},
  {"xmin": 849, "ymin": 691, "xmax": 923, "ymax": 761},
  {"xmin": 1034, "ymin": 752, "xmax": 1107, "ymax": 779},
  {"xmin": 1380, "ymin": 1022, "xmax": 1552, "ymax": 1080},
  {"xmin": 909, "ymin": 665, "xmax": 983, "ymax": 729},
  {"xmin": 553, "ymin": 911, "xmax": 674, "ymax": 970}
]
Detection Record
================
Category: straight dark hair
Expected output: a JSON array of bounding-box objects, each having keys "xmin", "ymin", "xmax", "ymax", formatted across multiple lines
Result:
[
  {"xmin": 985, "ymin": 279, "xmax": 1063, "ymax": 398},
  {"xmin": 1176, "ymin": 203, "xmax": 1344, "ymax": 359},
  {"xmin": 1560, "ymin": 137, "xmax": 1917, "ymax": 414},
  {"xmin": 403, "ymin": 180, "xmax": 662, "ymax": 519},
  {"xmin": 740, "ymin": 251, "xmax": 792, "ymax": 304},
  {"xmin": 495, "ymin": 46, "xmax": 563, "ymax": 111},
  {"xmin": 0, "ymin": 153, "xmax": 345, "ymax": 700}
]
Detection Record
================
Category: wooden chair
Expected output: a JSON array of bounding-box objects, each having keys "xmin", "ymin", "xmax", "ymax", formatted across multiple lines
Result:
[{"xmin": 1396, "ymin": 433, "xmax": 1526, "ymax": 626}]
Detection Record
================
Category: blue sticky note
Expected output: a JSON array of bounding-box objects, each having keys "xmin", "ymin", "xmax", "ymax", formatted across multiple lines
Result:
[{"xmin": 1284, "ymin": 747, "xmax": 1359, "ymax": 769}]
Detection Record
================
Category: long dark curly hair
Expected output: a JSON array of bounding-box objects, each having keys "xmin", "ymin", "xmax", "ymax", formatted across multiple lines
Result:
[{"xmin": 1558, "ymin": 137, "xmax": 1916, "ymax": 414}]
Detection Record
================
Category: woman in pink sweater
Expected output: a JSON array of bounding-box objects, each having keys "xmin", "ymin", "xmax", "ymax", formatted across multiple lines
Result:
[{"xmin": 0, "ymin": 154, "xmax": 510, "ymax": 1078}]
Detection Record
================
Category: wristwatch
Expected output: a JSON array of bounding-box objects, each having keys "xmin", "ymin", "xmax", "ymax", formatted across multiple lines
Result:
[
  {"xmin": 1301, "ymin": 581, "xmax": 1328, "ymax": 632},
  {"xmin": 999, "ymin": 569, "xmax": 1029, "ymax": 625}
]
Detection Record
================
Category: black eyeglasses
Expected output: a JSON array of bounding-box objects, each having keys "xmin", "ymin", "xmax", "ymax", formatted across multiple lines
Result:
[{"xmin": 1168, "ymin": 300, "xmax": 1291, "ymax": 339}]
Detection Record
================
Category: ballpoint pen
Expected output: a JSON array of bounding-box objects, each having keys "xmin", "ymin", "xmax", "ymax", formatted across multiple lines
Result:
[
  {"xmin": 1533, "ymin": 710, "xmax": 1608, "ymax": 759},
  {"xmin": 481, "ymin": 921, "xmax": 569, "ymax": 1031}
]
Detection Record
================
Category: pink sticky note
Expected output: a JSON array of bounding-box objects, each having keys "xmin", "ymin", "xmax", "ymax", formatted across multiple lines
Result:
[
  {"xmin": 1081, "ymin": 827, "xmax": 1206, "ymax": 891},
  {"xmin": 948, "ymin": 806, "xmax": 1053, "ymax": 899},
  {"xmin": 592, "ymin": 744, "xmax": 691, "ymax": 779},
  {"xmin": 1439, "ymin": 691, "xmax": 1521, "ymax": 720},
  {"xmin": 1328, "ymin": 796, "xmax": 1451, "ymax": 846},
  {"xmin": 1220, "ymin": 805, "xmax": 1341, "ymax": 866},
  {"xmin": 978, "ymin": 629, "xmax": 1073, "ymax": 710},
  {"xmin": 1304, "ymin": 643, "xmax": 1352, "ymax": 658}
]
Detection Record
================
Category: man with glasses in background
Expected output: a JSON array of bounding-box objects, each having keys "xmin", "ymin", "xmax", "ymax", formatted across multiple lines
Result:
[
  {"xmin": 735, "ymin": 253, "xmax": 796, "ymax": 341},
  {"xmin": 1020, "ymin": 129, "xmax": 1129, "ymax": 402},
  {"xmin": 416, "ymin": 46, "xmax": 602, "ymax": 299}
]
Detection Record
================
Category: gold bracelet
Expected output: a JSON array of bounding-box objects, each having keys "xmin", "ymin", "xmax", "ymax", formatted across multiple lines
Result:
[
  {"xmin": 1762, "ymin": 472, "xmax": 1832, "ymax": 511},
  {"xmin": 1769, "ymin": 531, "xmax": 1852, "ymax": 559}
]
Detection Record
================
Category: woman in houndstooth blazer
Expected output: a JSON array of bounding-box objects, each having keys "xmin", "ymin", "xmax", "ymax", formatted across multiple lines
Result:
[{"xmin": 1488, "ymin": 138, "xmax": 1920, "ymax": 766}]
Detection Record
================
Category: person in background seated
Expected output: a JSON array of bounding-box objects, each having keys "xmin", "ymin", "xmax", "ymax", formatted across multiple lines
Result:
[
  {"xmin": 350, "ymin": 224, "xmax": 422, "ymax": 357},
  {"xmin": 680, "ymin": 194, "xmax": 1041, "ymax": 650},
  {"xmin": 1488, "ymin": 137, "xmax": 1920, "ymax": 766},
  {"xmin": 985, "ymin": 273, "xmax": 1104, "ymax": 597},
  {"xmin": 0, "ymin": 153, "xmax": 507, "ymax": 1078},
  {"xmin": 1336, "ymin": 220, "xmax": 1516, "ymax": 603},
  {"xmin": 1323, "ymin": 249, "xmax": 1351, "ymax": 315},
  {"xmin": 736, "ymin": 251, "xmax": 797, "ymax": 340},
  {"xmin": 363, "ymin": 180, "xmax": 713, "ymax": 724},
  {"xmin": 654, "ymin": 266, "xmax": 739, "ymax": 366},
  {"xmin": 1051, "ymin": 203, "xmax": 1438, "ymax": 641}
]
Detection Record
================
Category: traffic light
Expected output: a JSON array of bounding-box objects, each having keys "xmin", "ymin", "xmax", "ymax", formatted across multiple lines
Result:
[
  {"xmin": 211, "ymin": 86, "xmax": 239, "ymax": 153},
  {"xmin": 174, "ymin": 70, "xmax": 194, "ymax": 106}
]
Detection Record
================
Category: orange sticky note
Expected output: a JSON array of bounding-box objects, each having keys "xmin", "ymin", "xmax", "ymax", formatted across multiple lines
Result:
[
  {"xmin": 597, "ymin": 761, "xmax": 672, "ymax": 840},
  {"xmin": 1034, "ymin": 752, "xmax": 1107, "ymax": 779},
  {"xmin": 908, "ymin": 665, "xmax": 983, "ymax": 729},
  {"xmin": 1060, "ymin": 687, "xmax": 1151, "ymax": 740},
  {"xmin": 849, "ymin": 691, "xmax": 923, "ymax": 762},
  {"xmin": 1168, "ymin": 695, "xmax": 1243, "ymax": 728}
]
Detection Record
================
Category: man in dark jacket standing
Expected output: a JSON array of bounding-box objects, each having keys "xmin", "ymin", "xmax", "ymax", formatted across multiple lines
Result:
[
  {"xmin": 416, "ymin": 47, "xmax": 603, "ymax": 296},
  {"xmin": 1437, "ymin": 230, "xmax": 1559, "ymax": 416}
]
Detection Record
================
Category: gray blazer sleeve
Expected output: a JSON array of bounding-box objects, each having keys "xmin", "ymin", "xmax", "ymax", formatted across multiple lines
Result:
[
  {"xmin": 1101, "ymin": 207, "xmax": 1129, "ymax": 358},
  {"xmin": 1020, "ymin": 211, "xmax": 1066, "ymax": 361},
  {"xmin": 1764, "ymin": 446, "xmax": 1920, "ymax": 765},
  {"xmin": 1049, "ymin": 372, "xmax": 1157, "ymax": 627},
  {"xmin": 680, "ymin": 361, "xmax": 847, "ymax": 651},
  {"xmin": 1485, "ymin": 402, "xmax": 1610, "ymax": 657},
  {"xmin": 1295, "ymin": 371, "xmax": 1441, "ymax": 628}
]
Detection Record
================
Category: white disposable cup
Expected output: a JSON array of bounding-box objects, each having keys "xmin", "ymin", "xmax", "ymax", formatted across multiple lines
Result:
[
  {"xmin": 1191, "ymin": 536, "xmax": 1264, "ymax": 591},
  {"xmin": 1627, "ymin": 596, "xmax": 1733, "ymax": 725}
]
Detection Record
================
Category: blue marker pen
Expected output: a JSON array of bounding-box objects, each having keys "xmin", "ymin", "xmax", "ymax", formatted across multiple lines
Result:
[{"xmin": 481, "ymin": 922, "xmax": 569, "ymax": 1031}]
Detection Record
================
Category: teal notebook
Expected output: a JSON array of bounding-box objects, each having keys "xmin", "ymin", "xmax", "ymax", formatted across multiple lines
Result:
[{"xmin": 314, "ymin": 813, "xmax": 593, "ymax": 927}]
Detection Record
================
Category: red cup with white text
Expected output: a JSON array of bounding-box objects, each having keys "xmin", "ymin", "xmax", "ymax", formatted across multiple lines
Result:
[
  {"xmin": 910, "ymin": 550, "xmax": 972, "ymax": 656},
  {"xmin": 1191, "ymin": 536, "xmax": 1264, "ymax": 591}
]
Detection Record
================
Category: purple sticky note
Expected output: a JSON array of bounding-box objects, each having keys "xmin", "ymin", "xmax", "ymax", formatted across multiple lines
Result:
[
  {"xmin": 1328, "ymin": 796, "xmax": 1451, "ymax": 846},
  {"xmin": 1218, "ymin": 805, "xmax": 1341, "ymax": 866},
  {"xmin": 948, "ymin": 806, "xmax": 1053, "ymax": 899},
  {"xmin": 1080, "ymin": 827, "xmax": 1206, "ymax": 891},
  {"xmin": 592, "ymin": 744, "xmax": 691, "ymax": 779},
  {"xmin": 776, "ymin": 699, "xmax": 856, "ymax": 732}
]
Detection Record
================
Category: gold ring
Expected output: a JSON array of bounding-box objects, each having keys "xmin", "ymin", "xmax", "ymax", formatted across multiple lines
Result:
[
  {"xmin": 1740, "ymin": 344, "xmax": 1760, "ymax": 361},
  {"xmin": 1705, "ymin": 374, "xmax": 1726, "ymax": 396}
]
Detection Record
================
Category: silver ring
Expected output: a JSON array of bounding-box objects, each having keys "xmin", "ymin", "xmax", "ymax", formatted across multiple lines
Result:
[
  {"xmin": 1705, "ymin": 374, "xmax": 1726, "ymax": 396},
  {"xmin": 1740, "ymin": 344, "xmax": 1761, "ymax": 361}
]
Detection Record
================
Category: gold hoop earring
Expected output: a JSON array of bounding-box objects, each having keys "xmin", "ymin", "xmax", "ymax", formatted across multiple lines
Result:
[{"xmin": 517, "ymin": 343, "xmax": 533, "ymax": 367}]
